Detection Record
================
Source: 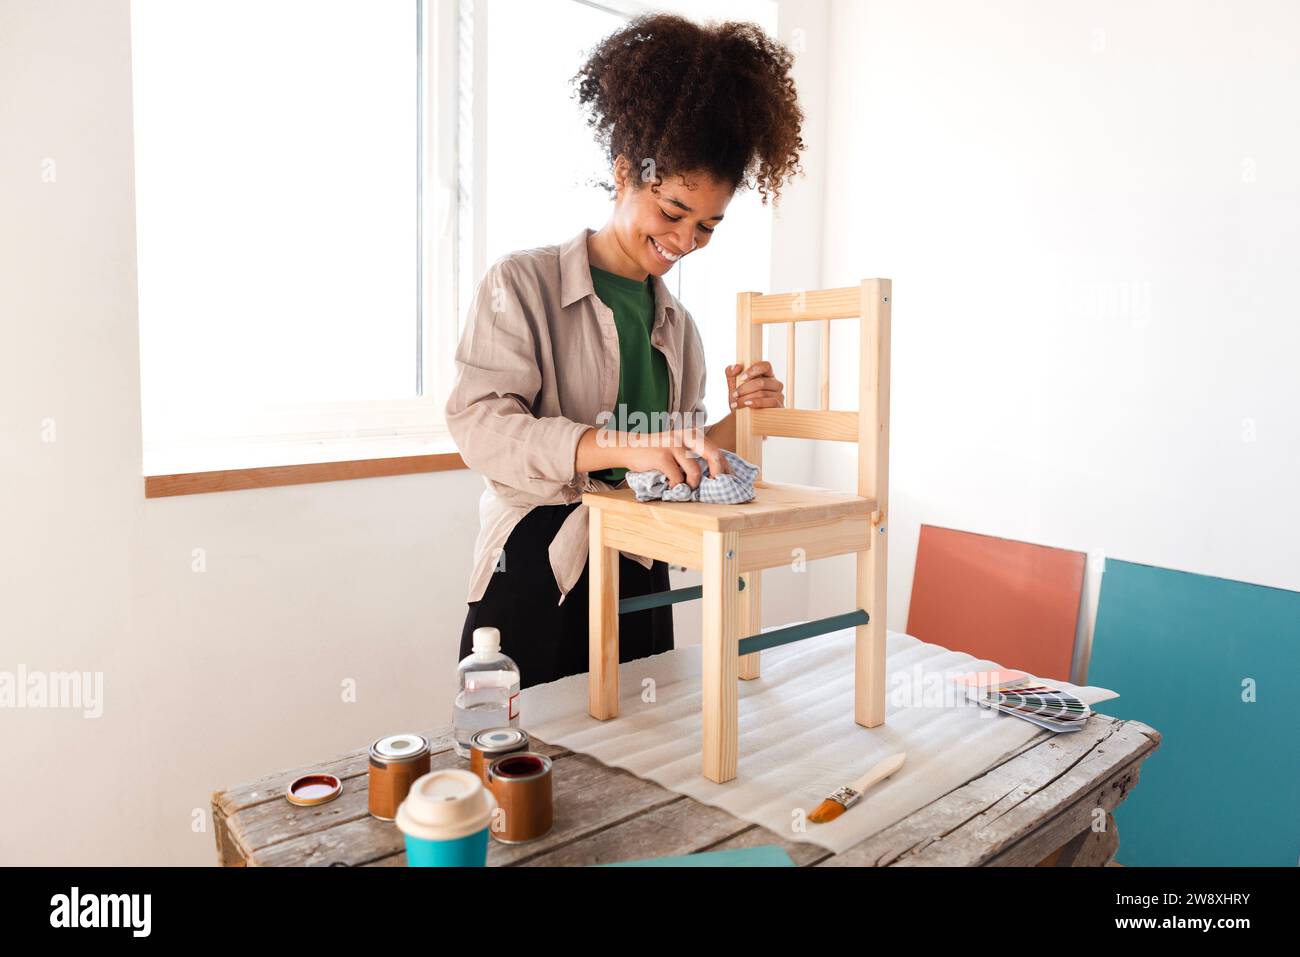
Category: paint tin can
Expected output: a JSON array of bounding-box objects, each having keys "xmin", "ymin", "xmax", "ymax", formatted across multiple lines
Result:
[
  {"xmin": 486, "ymin": 751, "xmax": 553, "ymax": 844},
  {"xmin": 469, "ymin": 727, "xmax": 530, "ymax": 784},
  {"xmin": 368, "ymin": 733, "xmax": 431, "ymax": 821}
]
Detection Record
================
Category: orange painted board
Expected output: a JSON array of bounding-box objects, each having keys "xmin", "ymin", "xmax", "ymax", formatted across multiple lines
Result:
[{"xmin": 906, "ymin": 525, "xmax": 1085, "ymax": 682}]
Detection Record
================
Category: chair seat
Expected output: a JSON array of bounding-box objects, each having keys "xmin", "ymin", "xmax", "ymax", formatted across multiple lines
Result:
[{"xmin": 582, "ymin": 480, "xmax": 876, "ymax": 532}]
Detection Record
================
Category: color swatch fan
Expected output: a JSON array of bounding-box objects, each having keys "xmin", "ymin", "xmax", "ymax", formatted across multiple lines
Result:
[{"xmin": 953, "ymin": 671, "xmax": 1093, "ymax": 733}]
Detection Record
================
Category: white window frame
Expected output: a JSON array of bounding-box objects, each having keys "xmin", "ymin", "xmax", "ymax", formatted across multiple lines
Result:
[
  {"xmin": 140, "ymin": 0, "xmax": 461, "ymax": 476},
  {"xmin": 139, "ymin": 0, "xmax": 778, "ymax": 477}
]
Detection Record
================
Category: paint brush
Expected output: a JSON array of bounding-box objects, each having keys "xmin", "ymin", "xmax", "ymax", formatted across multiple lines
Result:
[{"xmin": 808, "ymin": 752, "xmax": 906, "ymax": 824}]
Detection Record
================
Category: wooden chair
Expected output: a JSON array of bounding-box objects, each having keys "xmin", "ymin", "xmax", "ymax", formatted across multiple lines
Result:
[{"xmin": 584, "ymin": 279, "xmax": 891, "ymax": 784}]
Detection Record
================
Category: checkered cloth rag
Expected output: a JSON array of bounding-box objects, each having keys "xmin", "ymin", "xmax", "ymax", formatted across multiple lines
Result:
[{"xmin": 625, "ymin": 448, "xmax": 759, "ymax": 504}]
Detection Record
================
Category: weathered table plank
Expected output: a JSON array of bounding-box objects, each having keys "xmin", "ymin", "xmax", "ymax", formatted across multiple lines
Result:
[
  {"xmin": 212, "ymin": 713, "xmax": 1159, "ymax": 867},
  {"xmin": 822, "ymin": 717, "xmax": 1159, "ymax": 867}
]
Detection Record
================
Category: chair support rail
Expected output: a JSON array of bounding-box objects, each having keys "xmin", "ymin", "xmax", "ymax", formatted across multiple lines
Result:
[
  {"xmin": 736, "ymin": 609, "xmax": 870, "ymax": 657},
  {"xmin": 617, "ymin": 579, "xmax": 746, "ymax": 615}
]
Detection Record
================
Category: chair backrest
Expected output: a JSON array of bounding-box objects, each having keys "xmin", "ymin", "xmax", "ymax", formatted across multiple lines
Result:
[{"xmin": 735, "ymin": 279, "xmax": 890, "ymax": 519}]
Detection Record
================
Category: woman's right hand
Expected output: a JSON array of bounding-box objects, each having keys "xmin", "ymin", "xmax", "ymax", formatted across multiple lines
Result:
[
  {"xmin": 621, "ymin": 428, "xmax": 729, "ymax": 488},
  {"xmin": 576, "ymin": 426, "xmax": 730, "ymax": 487}
]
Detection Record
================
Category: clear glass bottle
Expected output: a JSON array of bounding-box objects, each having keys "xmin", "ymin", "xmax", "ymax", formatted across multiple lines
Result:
[{"xmin": 453, "ymin": 626, "xmax": 521, "ymax": 758}]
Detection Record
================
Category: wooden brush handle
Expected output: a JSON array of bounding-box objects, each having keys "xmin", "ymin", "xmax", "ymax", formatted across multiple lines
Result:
[{"xmin": 850, "ymin": 752, "xmax": 906, "ymax": 794}]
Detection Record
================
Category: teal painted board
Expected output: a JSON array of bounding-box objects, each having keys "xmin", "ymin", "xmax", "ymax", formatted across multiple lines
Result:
[
  {"xmin": 597, "ymin": 845, "xmax": 795, "ymax": 867},
  {"xmin": 1088, "ymin": 559, "xmax": 1300, "ymax": 866}
]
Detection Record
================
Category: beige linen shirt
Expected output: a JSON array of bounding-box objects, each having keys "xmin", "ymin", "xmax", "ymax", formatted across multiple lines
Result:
[{"xmin": 445, "ymin": 227, "xmax": 709, "ymax": 606}]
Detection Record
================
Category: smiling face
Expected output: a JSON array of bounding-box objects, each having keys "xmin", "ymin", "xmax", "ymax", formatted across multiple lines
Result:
[{"xmin": 607, "ymin": 155, "xmax": 735, "ymax": 278}]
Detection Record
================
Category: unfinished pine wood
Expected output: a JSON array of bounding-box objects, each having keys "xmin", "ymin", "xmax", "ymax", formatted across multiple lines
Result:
[
  {"xmin": 737, "ymin": 514, "xmax": 872, "ymax": 573},
  {"xmin": 738, "ymin": 570, "xmax": 762, "ymax": 680},
  {"xmin": 819, "ymin": 318, "xmax": 831, "ymax": 410},
  {"xmin": 583, "ymin": 482, "xmax": 873, "ymax": 533},
  {"xmin": 598, "ymin": 508, "xmax": 704, "ymax": 569},
  {"xmin": 856, "ymin": 278, "xmax": 890, "ymax": 729},
  {"xmin": 701, "ymin": 530, "xmax": 741, "ymax": 783},
  {"xmin": 211, "ymin": 713, "xmax": 1159, "ymax": 867},
  {"xmin": 736, "ymin": 290, "xmax": 764, "ymax": 681},
  {"xmin": 785, "ymin": 321, "xmax": 797, "ymax": 408},
  {"xmin": 751, "ymin": 408, "xmax": 858, "ymax": 442},
  {"xmin": 588, "ymin": 508, "xmax": 620, "ymax": 721},
  {"xmin": 749, "ymin": 285, "xmax": 860, "ymax": 324},
  {"xmin": 735, "ymin": 290, "xmax": 764, "ymax": 475}
]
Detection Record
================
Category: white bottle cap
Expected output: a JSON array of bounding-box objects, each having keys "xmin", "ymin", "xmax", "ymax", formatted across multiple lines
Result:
[{"xmin": 472, "ymin": 626, "xmax": 501, "ymax": 657}]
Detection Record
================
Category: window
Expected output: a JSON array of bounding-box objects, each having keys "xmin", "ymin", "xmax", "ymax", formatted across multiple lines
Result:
[
  {"xmin": 133, "ymin": 0, "xmax": 775, "ymax": 477},
  {"xmin": 133, "ymin": 0, "xmax": 455, "ymax": 473}
]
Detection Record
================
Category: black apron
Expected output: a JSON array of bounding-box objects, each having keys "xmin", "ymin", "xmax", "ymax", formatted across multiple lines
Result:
[{"xmin": 459, "ymin": 502, "xmax": 674, "ymax": 689}]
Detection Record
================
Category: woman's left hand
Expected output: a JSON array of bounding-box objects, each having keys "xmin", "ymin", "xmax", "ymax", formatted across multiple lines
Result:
[{"xmin": 726, "ymin": 361, "xmax": 785, "ymax": 411}]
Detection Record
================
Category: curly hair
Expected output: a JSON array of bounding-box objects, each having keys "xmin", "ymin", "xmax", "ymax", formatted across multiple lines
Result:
[{"xmin": 573, "ymin": 13, "xmax": 806, "ymax": 206}]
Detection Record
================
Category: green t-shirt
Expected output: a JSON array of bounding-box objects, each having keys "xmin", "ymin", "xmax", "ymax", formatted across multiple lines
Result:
[{"xmin": 589, "ymin": 264, "xmax": 670, "ymax": 484}]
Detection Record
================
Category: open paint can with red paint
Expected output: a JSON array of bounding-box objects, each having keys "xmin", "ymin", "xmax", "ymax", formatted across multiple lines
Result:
[
  {"xmin": 285, "ymin": 773, "xmax": 342, "ymax": 807},
  {"xmin": 485, "ymin": 751, "xmax": 553, "ymax": 844}
]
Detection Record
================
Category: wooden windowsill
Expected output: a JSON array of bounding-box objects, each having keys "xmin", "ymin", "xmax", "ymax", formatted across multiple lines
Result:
[{"xmin": 145, "ymin": 449, "xmax": 467, "ymax": 498}]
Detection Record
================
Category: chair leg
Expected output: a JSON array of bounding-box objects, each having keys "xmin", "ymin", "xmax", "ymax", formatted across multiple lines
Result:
[
  {"xmin": 739, "ymin": 570, "xmax": 761, "ymax": 680},
  {"xmin": 588, "ymin": 508, "xmax": 620, "ymax": 720},
  {"xmin": 855, "ymin": 534, "xmax": 887, "ymax": 728},
  {"xmin": 702, "ymin": 530, "xmax": 741, "ymax": 783}
]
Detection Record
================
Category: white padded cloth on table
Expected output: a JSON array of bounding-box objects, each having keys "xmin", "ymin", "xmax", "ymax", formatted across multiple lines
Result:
[{"xmin": 518, "ymin": 627, "xmax": 1119, "ymax": 855}]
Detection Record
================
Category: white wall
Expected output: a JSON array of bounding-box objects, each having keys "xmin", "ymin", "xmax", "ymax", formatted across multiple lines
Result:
[
  {"xmin": 671, "ymin": 0, "xmax": 832, "ymax": 636},
  {"xmin": 0, "ymin": 0, "xmax": 827, "ymax": 864},
  {"xmin": 0, "ymin": 0, "xmax": 489, "ymax": 868},
  {"xmin": 811, "ymin": 0, "xmax": 1300, "ymax": 677}
]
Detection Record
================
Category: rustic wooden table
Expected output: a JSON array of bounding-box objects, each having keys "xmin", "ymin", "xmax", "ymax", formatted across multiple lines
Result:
[{"xmin": 213, "ymin": 711, "xmax": 1158, "ymax": 867}]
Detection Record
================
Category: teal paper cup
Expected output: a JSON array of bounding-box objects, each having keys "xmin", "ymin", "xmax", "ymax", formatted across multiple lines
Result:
[{"xmin": 396, "ymin": 769, "xmax": 497, "ymax": 867}]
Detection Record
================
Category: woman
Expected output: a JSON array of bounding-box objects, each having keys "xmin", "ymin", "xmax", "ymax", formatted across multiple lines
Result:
[{"xmin": 445, "ymin": 13, "xmax": 805, "ymax": 688}]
